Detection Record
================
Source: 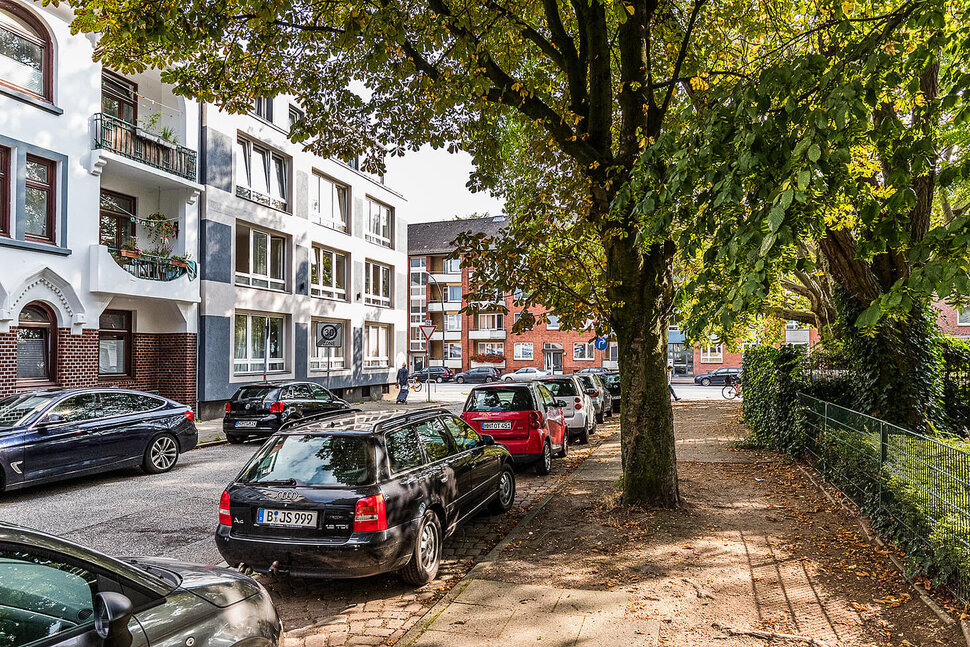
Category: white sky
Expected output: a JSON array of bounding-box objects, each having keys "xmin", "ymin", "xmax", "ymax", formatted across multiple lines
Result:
[{"xmin": 383, "ymin": 146, "xmax": 505, "ymax": 223}]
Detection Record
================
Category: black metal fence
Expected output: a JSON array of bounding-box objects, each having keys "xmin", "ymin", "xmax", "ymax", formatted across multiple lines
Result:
[
  {"xmin": 93, "ymin": 113, "xmax": 197, "ymax": 182},
  {"xmin": 109, "ymin": 248, "xmax": 198, "ymax": 281}
]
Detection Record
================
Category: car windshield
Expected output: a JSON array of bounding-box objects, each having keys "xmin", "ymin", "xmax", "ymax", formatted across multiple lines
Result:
[
  {"xmin": 0, "ymin": 394, "xmax": 58, "ymax": 429},
  {"xmin": 542, "ymin": 380, "xmax": 577, "ymax": 396},
  {"xmin": 234, "ymin": 386, "xmax": 277, "ymax": 401},
  {"xmin": 239, "ymin": 435, "xmax": 376, "ymax": 487},
  {"xmin": 576, "ymin": 375, "xmax": 594, "ymax": 389},
  {"xmin": 465, "ymin": 388, "xmax": 534, "ymax": 412},
  {"xmin": 602, "ymin": 374, "xmax": 620, "ymax": 387}
]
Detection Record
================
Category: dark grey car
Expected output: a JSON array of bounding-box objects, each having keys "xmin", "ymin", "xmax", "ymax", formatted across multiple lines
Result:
[{"xmin": 0, "ymin": 523, "xmax": 281, "ymax": 647}]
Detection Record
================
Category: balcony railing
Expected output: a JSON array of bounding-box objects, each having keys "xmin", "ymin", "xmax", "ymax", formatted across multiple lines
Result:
[
  {"xmin": 109, "ymin": 248, "xmax": 197, "ymax": 281},
  {"xmin": 93, "ymin": 113, "xmax": 197, "ymax": 182}
]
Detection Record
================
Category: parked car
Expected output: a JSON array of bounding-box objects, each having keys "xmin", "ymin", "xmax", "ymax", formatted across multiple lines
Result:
[
  {"xmin": 500, "ymin": 367, "xmax": 551, "ymax": 382},
  {"xmin": 410, "ymin": 366, "xmax": 455, "ymax": 383},
  {"xmin": 0, "ymin": 388, "xmax": 197, "ymax": 493},
  {"xmin": 601, "ymin": 372, "xmax": 621, "ymax": 407},
  {"xmin": 575, "ymin": 373, "xmax": 613, "ymax": 423},
  {"xmin": 0, "ymin": 522, "xmax": 282, "ymax": 647},
  {"xmin": 694, "ymin": 367, "xmax": 741, "ymax": 386},
  {"xmin": 224, "ymin": 381, "xmax": 349, "ymax": 443},
  {"xmin": 454, "ymin": 367, "xmax": 502, "ymax": 384},
  {"xmin": 576, "ymin": 367, "xmax": 611, "ymax": 374},
  {"xmin": 216, "ymin": 407, "xmax": 516, "ymax": 584},
  {"xmin": 461, "ymin": 382, "xmax": 568, "ymax": 474},
  {"xmin": 536, "ymin": 376, "xmax": 596, "ymax": 443}
]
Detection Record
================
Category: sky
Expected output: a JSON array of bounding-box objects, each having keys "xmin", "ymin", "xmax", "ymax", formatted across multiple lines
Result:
[{"xmin": 383, "ymin": 146, "xmax": 505, "ymax": 223}]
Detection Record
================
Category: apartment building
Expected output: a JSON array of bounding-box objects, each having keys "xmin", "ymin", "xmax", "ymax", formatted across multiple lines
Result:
[
  {"xmin": 196, "ymin": 99, "xmax": 408, "ymax": 418},
  {"xmin": 408, "ymin": 217, "xmax": 613, "ymax": 374},
  {"xmin": 0, "ymin": 0, "xmax": 200, "ymax": 403}
]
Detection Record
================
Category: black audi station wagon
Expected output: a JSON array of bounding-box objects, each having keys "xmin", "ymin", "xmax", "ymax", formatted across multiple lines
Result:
[
  {"xmin": 224, "ymin": 381, "xmax": 350, "ymax": 443},
  {"xmin": 215, "ymin": 407, "xmax": 516, "ymax": 584}
]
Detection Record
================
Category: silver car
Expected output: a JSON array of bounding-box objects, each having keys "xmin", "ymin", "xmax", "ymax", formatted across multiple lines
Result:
[
  {"xmin": 575, "ymin": 373, "xmax": 614, "ymax": 423},
  {"xmin": 0, "ymin": 523, "xmax": 282, "ymax": 647},
  {"xmin": 501, "ymin": 367, "xmax": 552, "ymax": 382},
  {"xmin": 536, "ymin": 376, "xmax": 596, "ymax": 443}
]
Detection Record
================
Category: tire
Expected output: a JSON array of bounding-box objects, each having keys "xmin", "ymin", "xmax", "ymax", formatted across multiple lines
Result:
[
  {"xmin": 556, "ymin": 432, "xmax": 568, "ymax": 458},
  {"xmin": 534, "ymin": 440, "xmax": 552, "ymax": 475},
  {"xmin": 577, "ymin": 422, "xmax": 590, "ymax": 445},
  {"xmin": 505, "ymin": 377, "xmax": 513, "ymax": 382},
  {"xmin": 143, "ymin": 434, "xmax": 180, "ymax": 474},
  {"xmin": 701, "ymin": 377, "xmax": 711, "ymax": 387},
  {"xmin": 722, "ymin": 385, "xmax": 738, "ymax": 399},
  {"xmin": 487, "ymin": 465, "xmax": 516, "ymax": 515},
  {"xmin": 436, "ymin": 377, "xmax": 443, "ymax": 383},
  {"xmin": 400, "ymin": 509, "xmax": 442, "ymax": 585},
  {"xmin": 485, "ymin": 377, "xmax": 495, "ymax": 383},
  {"xmin": 596, "ymin": 411, "xmax": 604, "ymax": 424},
  {"xmin": 456, "ymin": 376, "xmax": 465, "ymax": 384},
  {"xmin": 226, "ymin": 434, "xmax": 245, "ymax": 444}
]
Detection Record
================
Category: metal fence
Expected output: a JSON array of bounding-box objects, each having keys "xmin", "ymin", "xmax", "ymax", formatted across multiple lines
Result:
[
  {"xmin": 799, "ymin": 393, "xmax": 970, "ymax": 602},
  {"xmin": 108, "ymin": 248, "xmax": 198, "ymax": 281},
  {"xmin": 93, "ymin": 113, "xmax": 197, "ymax": 182}
]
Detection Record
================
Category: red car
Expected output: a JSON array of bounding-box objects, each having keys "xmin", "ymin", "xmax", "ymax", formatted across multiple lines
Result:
[{"xmin": 460, "ymin": 382, "xmax": 568, "ymax": 475}]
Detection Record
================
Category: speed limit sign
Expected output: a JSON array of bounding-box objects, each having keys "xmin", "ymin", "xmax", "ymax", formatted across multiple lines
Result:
[{"xmin": 315, "ymin": 322, "xmax": 343, "ymax": 348}]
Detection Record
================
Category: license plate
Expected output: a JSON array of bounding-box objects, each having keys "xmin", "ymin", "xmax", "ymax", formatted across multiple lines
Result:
[
  {"xmin": 482, "ymin": 421, "xmax": 512, "ymax": 430},
  {"xmin": 256, "ymin": 508, "xmax": 318, "ymax": 528},
  {"xmin": 235, "ymin": 420, "xmax": 258, "ymax": 428}
]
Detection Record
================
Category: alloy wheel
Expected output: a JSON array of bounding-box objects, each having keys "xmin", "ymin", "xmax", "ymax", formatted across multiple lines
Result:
[
  {"xmin": 498, "ymin": 471, "xmax": 514, "ymax": 507},
  {"xmin": 420, "ymin": 521, "xmax": 439, "ymax": 572},
  {"xmin": 543, "ymin": 442, "xmax": 552, "ymax": 471},
  {"xmin": 150, "ymin": 436, "xmax": 178, "ymax": 471}
]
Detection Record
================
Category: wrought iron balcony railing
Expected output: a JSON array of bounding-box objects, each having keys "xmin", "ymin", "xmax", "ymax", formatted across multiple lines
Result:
[
  {"xmin": 108, "ymin": 248, "xmax": 198, "ymax": 282},
  {"xmin": 93, "ymin": 113, "xmax": 197, "ymax": 182}
]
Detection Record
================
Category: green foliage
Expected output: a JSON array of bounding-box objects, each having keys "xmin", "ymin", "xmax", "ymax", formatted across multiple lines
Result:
[{"xmin": 741, "ymin": 344, "xmax": 807, "ymax": 451}]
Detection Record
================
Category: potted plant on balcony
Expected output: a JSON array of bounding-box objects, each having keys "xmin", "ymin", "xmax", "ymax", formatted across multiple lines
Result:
[
  {"xmin": 169, "ymin": 253, "xmax": 190, "ymax": 269},
  {"xmin": 119, "ymin": 236, "xmax": 141, "ymax": 259},
  {"xmin": 137, "ymin": 112, "xmax": 181, "ymax": 147}
]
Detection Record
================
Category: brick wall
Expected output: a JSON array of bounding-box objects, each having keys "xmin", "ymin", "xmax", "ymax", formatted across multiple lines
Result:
[
  {"xmin": 55, "ymin": 329, "xmax": 99, "ymax": 388},
  {"xmin": 936, "ymin": 301, "xmax": 970, "ymax": 338},
  {"xmin": 0, "ymin": 331, "xmax": 16, "ymax": 395}
]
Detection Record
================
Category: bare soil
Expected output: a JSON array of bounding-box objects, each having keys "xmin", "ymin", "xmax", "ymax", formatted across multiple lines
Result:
[{"xmin": 476, "ymin": 402, "xmax": 963, "ymax": 646}]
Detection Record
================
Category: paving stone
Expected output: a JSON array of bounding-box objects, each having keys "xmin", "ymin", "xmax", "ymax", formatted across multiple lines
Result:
[
  {"xmin": 575, "ymin": 617, "xmax": 660, "ymax": 646},
  {"xmin": 425, "ymin": 601, "xmax": 513, "ymax": 637},
  {"xmin": 455, "ymin": 579, "xmax": 563, "ymax": 613}
]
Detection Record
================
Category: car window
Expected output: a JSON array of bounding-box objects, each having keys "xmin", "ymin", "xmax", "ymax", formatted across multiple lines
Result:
[
  {"xmin": 291, "ymin": 384, "xmax": 314, "ymax": 400},
  {"xmin": 543, "ymin": 380, "xmax": 577, "ymax": 397},
  {"xmin": 577, "ymin": 375, "xmax": 593, "ymax": 389},
  {"xmin": 0, "ymin": 394, "xmax": 59, "ymax": 429},
  {"xmin": 47, "ymin": 394, "xmax": 100, "ymax": 423},
  {"xmin": 535, "ymin": 384, "xmax": 556, "ymax": 408},
  {"xmin": 233, "ymin": 385, "xmax": 277, "ymax": 401},
  {"xmin": 100, "ymin": 393, "xmax": 164, "ymax": 417},
  {"xmin": 0, "ymin": 548, "xmax": 97, "ymax": 647},
  {"xmin": 465, "ymin": 388, "xmax": 534, "ymax": 412},
  {"xmin": 239, "ymin": 434, "xmax": 375, "ymax": 486},
  {"xmin": 308, "ymin": 384, "xmax": 333, "ymax": 402},
  {"xmin": 384, "ymin": 426, "xmax": 424, "ymax": 473},
  {"xmin": 441, "ymin": 416, "xmax": 480, "ymax": 451},
  {"xmin": 415, "ymin": 418, "xmax": 456, "ymax": 461}
]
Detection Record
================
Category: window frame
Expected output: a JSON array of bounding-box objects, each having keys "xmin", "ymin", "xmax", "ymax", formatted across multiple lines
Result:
[
  {"xmin": 235, "ymin": 137, "xmax": 289, "ymax": 211},
  {"xmin": 310, "ymin": 245, "xmax": 347, "ymax": 300},
  {"xmin": 478, "ymin": 313, "xmax": 504, "ymax": 330},
  {"xmin": 98, "ymin": 189, "xmax": 136, "ymax": 250},
  {"xmin": 0, "ymin": 144, "xmax": 8, "ymax": 236},
  {"xmin": 365, "ymin": 198, "xmax": 394, "ymax": 248},
  {"xmin": 101, "ymin": 71, "xmax": 137, "ymax": 124},
  {"xmin": 364, "ymin": 322, "xmax": 391, "ymax": 368},
  {"xmin": 233, "ymin": 312, "xmax": 286, "ymax": 375},
  {"xmin": 546, "ymin": 315, "xmax": 560, "ymax": 330},
  {"xmin": 234, "ymin": 224, "xmax": 287, "ymax": 292},
  {"xmin": 513, "ymin": 342, "xmax": 534, "ymax": 361},
  {"xmin": 98, "ymin": 309, "xmax": 132, "ymax": 377},
  {"xmin": 700, "ymin": 341, "xmax": 723, "ymax": 363},
  {"xmin": 443, "ymin": 342, "xmax": 462, "ymax": 360},
  {"xmin": 311, "ymin": 171, "xmax": 350, "ymax": 232},
  {"xmin": 309, "ymin": 318, "xmax": 347, "ymax": 371},
  {"xmin": 444, "ymin": 313, "xmax": 462, "ymax": 331},
  {"xmin": 251, "ymin": 97, "xmax": 274, "ymax": 123},
  {"xmin": 0, "ymin": 1, "xmax": 53, "ymax": 102},
  {"xmin": 477, "ymin": 342, "xmax": 504, "ymax": 356},
  {"xmin": 23, "ymin": 154, "xmax": 55, "ymax": 243},
  {"xmin": 446, "ymin": 285, "xmax": 463, "ymax": 302},
  {"xmin": 958, "ymin": 308, "xmax": 970, "ymax": 326},
  {"xmin": 16, "ymin": 301, "xmax": 56, "ymax": 384},
  {"xmin": 443, "ymin": 258, "xmax": 461, "ymax": 274},
  {"xmin": 364, "ymin": 260, "xmax": 392, "ymax": 308},
  {"xmin": 573, "ymin": 341, "xmax": 595, "ymax": 361}
]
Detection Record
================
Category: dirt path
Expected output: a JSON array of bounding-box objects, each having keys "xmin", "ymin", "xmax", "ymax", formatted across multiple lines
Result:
[{"xmin": 475, "ymin": 402, "xmax": 961, "ymax": 646}]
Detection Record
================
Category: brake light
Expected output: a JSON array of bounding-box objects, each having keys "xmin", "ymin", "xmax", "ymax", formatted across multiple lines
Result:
[
  {"xmin": 219, "ymin": 490, "xmax": 232, "ymax": 526},
  {"xmin": 354, "ymin": 494, "xmax": 387, "ymax": 532},
  {"xmin": 574, "ymin": 397, "xmax": 583, "ymax": 411},
  {"xmin": 529, "ymin": 411, "xmax": 543, "ymax": 429},
  {"xmin": 269, "ymin": 401, "xmax": 285, "ymax": 413},
  {"xmin": 591, "ymin": 390, "xmax": 599, "ymax": 398},
  {"xmin": 225, "ymin": 402, "xmax": 231, "ymax": 412},
  {"xmin": 184, "ymin": 410, "xmax": 195, "ymax": 422}
]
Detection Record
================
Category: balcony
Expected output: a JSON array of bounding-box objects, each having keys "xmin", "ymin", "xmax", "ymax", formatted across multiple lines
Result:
[
  {"xmin": 469, "ymin": 329, "xmax": 507, "ymax": 340},
  {"xmin": 430, "ymin": 330, "xmax": 462, "ymax": 342},
  {"xmin": 428, "ymin": 301, "xmax": 462, "ymax": 313},
  {"xmin": 89, "ymin": 244, "xmax": 200, "ymax": 303},
  {"xmin": 430, "ymin": 272, "xmax": 461, "ymax": 285},
  {"xmin": 93, "ymin": 113, "xmax": 197, "ymax": 182}
]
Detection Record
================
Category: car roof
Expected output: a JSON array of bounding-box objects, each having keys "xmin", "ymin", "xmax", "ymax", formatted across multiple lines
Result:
[
  {"xmin": 2, "ymin": 387, "xmax": 175, "ymax": 401},
  {"xmin": 278, "ymin": 407, "xmax": 453, "ymax": 435},
  {"xmin": 470, "ymin": 382, "xmax": 533, "ymax": 390}
]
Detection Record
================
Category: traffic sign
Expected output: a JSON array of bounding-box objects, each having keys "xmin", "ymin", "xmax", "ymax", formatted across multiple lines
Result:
[
  {"xmin": 594, "ymin": 336, "xmax": 609, "ymax": 351},
  {"xmin": 315, "ymin": 321, "xmax": 343, "ymax": 347},
  {"xmin": 419, "ymin": 324, "xmax": 437, "ymax": 341}
]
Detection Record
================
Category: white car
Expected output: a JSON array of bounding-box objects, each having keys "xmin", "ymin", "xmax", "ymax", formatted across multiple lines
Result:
[
  {"xmin": 536, "ymin": 375, "xmax": 596, "ymax": 443},
  {"xmin": 501, "ymin": 367, "xmax": 551, "ymax": 382}
]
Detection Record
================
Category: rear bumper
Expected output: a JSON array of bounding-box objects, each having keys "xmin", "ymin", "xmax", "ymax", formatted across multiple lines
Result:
[
  {"xmin": 223, "ymin": 416, "xmax": 281, "ymax": 435},
  {"xmin": 215, "ymin": 520, "xmax": 418, "ymax": 578},
  {"xmin": 510, "ymin": 452, "xmax": 543, "ymax": 466}
]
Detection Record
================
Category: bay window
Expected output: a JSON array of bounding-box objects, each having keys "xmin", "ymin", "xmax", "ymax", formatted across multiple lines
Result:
[
  {"xmin": 364, "ymin": 323, "xmax": 391, "ymax": 368},
  {"xmin": 235, "ymin": 138, "xmax": 289, "ymax": 211},
  {"xmin": 234, "ymin": 313, "xmax": 285, "ymax": 374},
  {"xmin": 364, "ymin": 261, "xmax": 392, "ymax": 307},
  {"xmin": 366, "ymin": 198, "xmax": 393, "ymax": 247},
  {"xmin": 311, "ymin": 172, "xmax": 349, "ymax": 232},
  {"xmin": 235, "ymin": 224, "xmax": 286, "ymax": 291},
  {"xmin": 310, "ymin": 246, "xmax": 347, "ymax": 300}
]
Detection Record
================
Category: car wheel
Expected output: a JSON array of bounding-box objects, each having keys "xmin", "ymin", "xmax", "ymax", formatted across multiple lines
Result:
[
  {"xmin": 488, "ymin": 465, "xmax": 516, "ymax": 515},
  {"xmin": 596, "ymin": 411, "xmax": 604, "ymax": 424},
  {"xmin": 701, "ymin": 377, "xmax": 711, "ymax": 387},
  {"xmin": 534, "ymin": 440, "xmax": 552, "ymax": 475},
  {"xmin": 400, "ymin": 509, "xmax": 442, "ymax": 585},
  {"xmin": 485, "ymin": 376, "xmax": 494, "ymax": 383},
  {"xmin": 436, "ymin": 377, "xmax": 443, "ymax": 383},
  {"xmin": 556, "ymin": 432, "xmax": 568, "ymax": 458},
  {"xmin": 505, "ymin": 377, "xmax": 513, "ymax": 382},
  {"xmin": 143, "ymin": 434, "xmax": 180, "ymax": 474},
  {"xmin": 226, "ymin": 434, "xmax": 245, "ymax": 444},
  {"xmin": 456, "ymin": 376, "xmax": 465, "ymax": 384},
  {"xmin": 578, "ymin": 422, "xmax": 590, "ymax": 445}
]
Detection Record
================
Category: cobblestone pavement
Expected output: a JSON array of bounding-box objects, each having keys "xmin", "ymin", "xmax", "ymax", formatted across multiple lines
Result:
[{"xmin": 269, "ymin": 420, "xmax": 617, "ymax": 647}]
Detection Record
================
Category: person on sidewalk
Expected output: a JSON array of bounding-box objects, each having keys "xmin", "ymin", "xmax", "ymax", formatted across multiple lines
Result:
[
  {"xmin": 396, "ymin": 363, "xmax": 410, "ymax": 404},
  {"xmin": 668, "ymin": 364, "xmax": 681, "ymax": 401}
]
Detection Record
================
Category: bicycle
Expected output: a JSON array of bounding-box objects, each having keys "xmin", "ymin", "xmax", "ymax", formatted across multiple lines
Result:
[
  {"xmin": 722, "ymin": 382, "xmax": 741, "ymax": 399},
  {"xmin": 407, "ymin": 378, "xmax": 423, "ymax": 393}
]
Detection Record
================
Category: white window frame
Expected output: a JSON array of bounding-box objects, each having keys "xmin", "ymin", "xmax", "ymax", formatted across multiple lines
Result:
[
  {"xmin": 233, "ymin": 313, "xmax": 285, "ymax": 375},
  {"xmin": 410, "ymin": 325, "xmax": 427, "ymax": 352},
  {"xmin": 443, "ymin": 258, "xmax": 461, "ymax": 274},
  {"xmin": 235, "ymin": 138, "xmax": 289, "ymax": 210},
  {"xmin": 546, "ymin": 315, "xmax": 560, "ymax": 330},
  {"xmin": 446, "ymin": 286, "xmax": 463, "ymax": 302},
  {"xmin": 364, "ymin": 323, "xmax": 391, "ymax": 368},
  {"xmin": 365, "ymin": 198, "xmax": 394, "ymax": 248},
  {"xmin": 235, "ymin": 225, "xmax": 286, "ymax": 292},
  {"xmin": 478, "ymin": 313, "xmax": 505, "ymax": 330},
  {"xmin": 700, "ymin": 341, "xmax": 723, "ymax": 363},
  {"xmin": 573, "ymin": 342, "xmax": 595, "ymax": 361},
  {"xmin": 959, "ymin": 308, "xmax": 970, "ymax": 326},
  {"xmin": 364, "ymin": 260, "xmax": 392, "ymax": 307},
  {"xmin": 514, "ymin": 342, "xmax": 534, "ymax": 360},
  {"xmin": 607, "ymin": 341, "xmax": 618, "ymax": 362},
  {"xmin": 310, "ymin": 246, "xmax": 347, "ymax": 300},
  {"xmin": 309, "ymin": 319, "xmax": 347, "ymax": 370},
  {"xmin": 478, "ymin": 342, "xmax": 504, "ymax": 356},
  {"xmin": 445, "ymin": 314, "xmax": 462, "ymax": 331},
  {"xmin": 443, "ymin": 342, "xmax": 462, "ymax": 359},
  {"xmin": 311, "ymin": 172, "xmax": 349, "ymax": 232}
]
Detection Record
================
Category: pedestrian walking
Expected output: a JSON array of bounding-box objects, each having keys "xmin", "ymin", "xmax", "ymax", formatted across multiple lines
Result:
[
  {"xmin": 668, "ymin": 364, "xmax": 681, "ymax": 401},
  {"xmin": 396, "ymin": 363, "xmax": 410, "ymax": 404}
]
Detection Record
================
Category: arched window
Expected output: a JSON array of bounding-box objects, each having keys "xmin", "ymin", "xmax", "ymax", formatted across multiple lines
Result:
[
  {"xmin": 17, "ymin": 302, "xmax": 56, "ymax": 382},
  {"xmin": 0, "ymin": 1, "xmax": 52, "ymax": 101}
]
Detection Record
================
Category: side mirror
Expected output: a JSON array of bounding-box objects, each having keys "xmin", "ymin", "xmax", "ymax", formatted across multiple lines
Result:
[
  {"xmin": 94, "ymin": 592, "xmax": 133, "ymax": 647},
  {"xmin": 37, "ymin": 413, "xmax": 65, "ymax": 427},
  {"xmin": 479, "ymin": 434, "xmax": 495, "ymax": 446}
]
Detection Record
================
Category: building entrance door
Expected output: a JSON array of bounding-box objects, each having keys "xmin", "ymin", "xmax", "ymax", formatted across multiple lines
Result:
[
  {"xmin": 543, "ymin": 350, "xmax": 564, "ymax": 374},
  {"xmin": 668, "ymin": 343, "xmax": 693, "ymax": 377}
]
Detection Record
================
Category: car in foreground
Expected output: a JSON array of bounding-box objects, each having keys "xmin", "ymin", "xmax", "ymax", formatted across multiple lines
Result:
[
  {"xmin": 410, "ymin": 366, "xmax": 455, "ymax": 383},
  {"xmin": 500, "ymin": 367, "xmax": 552, "ymax": 382},
  {"xmin": 575, "ymin": 373, "xmax": 613, "ymax": 423},
  {"xmin": 0, "ymin": 388, "xmax": 197, "ymax": 492},
  {"xmin": 461, "ymin": 382, "xmax": 568, "ymax": 474},
  {"xmin": 454, "ymin": 366, "xmax": 502, "ymax": 383},
  {"xmin": 536, "ymin": 376, "xmax": 596, "ymax": 443},
  {"xmin": 224, "ymin": 381, "xmax": 349, "ymax": 443},
  {"xmin": 601, "ymin": 372, "xmax": 621, "ymax": 407},
  {"xmin": 694, "ymin": 367, "xmax": 741, "ymax": 386},
  {"xmin": 0, "ymin": 522, "xmax": 281, "ymax": 647},
  {"xmin": 216, "ymin": 408, "xmax": 516, "ymax": 584}
]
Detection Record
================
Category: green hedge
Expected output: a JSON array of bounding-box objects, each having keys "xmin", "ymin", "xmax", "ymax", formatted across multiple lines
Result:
[{"xmin": 741, "ymin": 344, "xmax": 807, "ymax": 452}]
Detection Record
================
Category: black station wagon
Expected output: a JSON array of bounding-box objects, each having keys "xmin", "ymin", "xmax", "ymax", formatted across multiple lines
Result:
[
  {"xmin": 215, "ymin": 407, "xmax": 516, "ymax": 584},
  {"xmin": 224, "ymin": 381, "xmax": 349, "ymax": 443}
]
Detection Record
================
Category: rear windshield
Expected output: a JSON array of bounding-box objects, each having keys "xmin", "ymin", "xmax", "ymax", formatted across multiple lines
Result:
[
  {"xmin": 576, "ymin": 375, "xmax": 594, "ymax": 389},
  {"xmin": 542, "ymin": 380, "xmax": 577, "ymax": 396},
  {"xmin": 238, "ymin": 435, "xmax": 375, "ymax": 486},
  {"xmin": 601, "ymin": 374, "xmax": 619, "ymax": 387},
  {"xmin": 465, "ymin": 388, "xmax": 535, "ymax": 412},
  {"xmin": 233, "ymin": 386, "xmax": 278, "ymax": 401},
  {"xmin": 0, "ymin": 394, "xmax": 57, "ymax": 429}
]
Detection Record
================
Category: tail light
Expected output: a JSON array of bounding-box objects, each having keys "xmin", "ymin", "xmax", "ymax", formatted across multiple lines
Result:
[
  {"xmin": 184, "ymin": 410, "xmax": 195, "ymax": 422},
  {"xmin": 574, "ymin": 397, "xmax": 583, "ymax": 410},
  {"xmin": 268, "ymin": 401, "xmax": 285, "ymax": 413},
  {"xmin": 591, "ymin": 390, "xmax": 599, "ymax": 398},
  {"xmin": 528, "ymin": 411, "xmax": 543, "ymax": 429},
  {"xmin": 225, "ymin": 402, "xmax": 231, "ymax": 412},
  {"xmin": 219, "ymin": 490, "xmax": 232, "ymax": 526},
  {"xmin": 354, "ymin": 494, "xmax": 387, "ymax": 532}
]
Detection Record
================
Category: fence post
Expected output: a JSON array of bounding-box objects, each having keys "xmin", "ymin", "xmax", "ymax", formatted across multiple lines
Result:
[{"xmin": 878, "ymin": 420, "xmax": 888, "ymax": 509}]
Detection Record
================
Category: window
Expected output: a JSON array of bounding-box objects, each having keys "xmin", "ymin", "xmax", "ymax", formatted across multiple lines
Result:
[
  {"xmin": 99, "ymin": 190, "xmax": 135, "ymax": 250},
  {"xmin": 479, "ymin": 313, "xmax": 504, "ymax": 330},
  {"xmin": 309, "ymin": 319, "xmax": 346, "ymax": 370},
  {"xmin": 385, "ymin": 426, "xmax": 424, "ymax": 473},
  {"xmin": 546, "ymin": 315, "xmax": 560, "ymax": 330},
  {"xmin": 99, "ymin": 310, "xmax": 132, "ymax": 376},
  {"xmin": 0, "ymin": 3, "xmax": 51, "ymax": 101},
  {"xmin": 310, "ymin": 246, "xmax": 347, "ymax": 299},
  {"xmin": 959, "ymin": 308, "xmax": 970, "ymax": 326},
  {"xmin": 364, "ymin": 261, "xmax": 392, "ymax": 307},
  {"xmin": 442, "ymin": 416, "xmax": 480, "ymax": 451},
  {"xmin": 252, "ymin": 97, "xmax": 273, "ymax": 122},
  {"xmin": 17, "ymin": 302, "xmax": 55, "ymax": 382},
  {"xmin": 410, "ymin": 325, "xmax": 426, "ymax": 351},
  {"xmin": 415, "ymin": 418, "xmax": 456, "ymax": 462},
  {"xmin": 514, "ymin": 342, "xmax": 533, "ymax": 360},
  {"xmin": 700, "ymin": 341, "xmax": 723, "ymax": 363},
  {"xmin": 24, "ymin": 155, "xmax": 54, "ymax": 243},
  {"xmin": 235, "ymin": 138, "xmax": 289, "ymax": 210},
  {"xmin": 443, "ymin": 258, "xmax": 461, "ymax": 274},
  {"xmin": 48, "ymin": 393, "xmax": 100, "ymax": 423},
  {"xmin": 0, "ymin": 144, "xmax": 8, "ymax": 236},
  {"xmin": 512, "ymin": 288, "xmax": 529, "ymax": 301},
  {"xmin": 364, "ymin": 323, "xmax": 391, "ymax": 368},
  {"xmin": 446, "ymin": 286, "xmax": 463, "ymax": 302},
  {"xmin": 785, "ymin": 320, "xmax": 804, "ymax": 330},
  {"xmin": 101, "ymin": 392, "xmax": 164, "ymax": 416},
  {"xmin": 235, "ymin": 224, "xmax": 286, "ymax": 291},
  {"xmin": 411, "ymin": 257, "xmax": 427, "ymax": 271},
  {"xmin": 478, "ymin": 342, "xmax": 504, "ymax": 356},
  {"xmin": 366, "ymin": 198, "xmax": 393, "ymax": 247},
  {"xmin": 573, "ymin": 341, "xmax": 595, "ymax": 361},
  {"xmin": 288, "ymin": 104, "xmax": 304, "ymax": 129},
  {"xmin": 445, "ymin": 314, "xmax": 462, "ymax": 331},
  {"xmin": 101, "ymin": 72, "xmax": 137, "ymax": 124},
  {"xmin": 234, "ymin": 313, "xmax": 285, "ymax": 374},
  {"xmin": 607, "ymin": 341, "xmax": 618, "ymax": 362},
  {"xmin": 311, "ymin": 172, "xmax": 349, "ymax": 232},
  {"xmin": 443, "ymin": 343, "xmax": 462, "ymax": 359}
]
